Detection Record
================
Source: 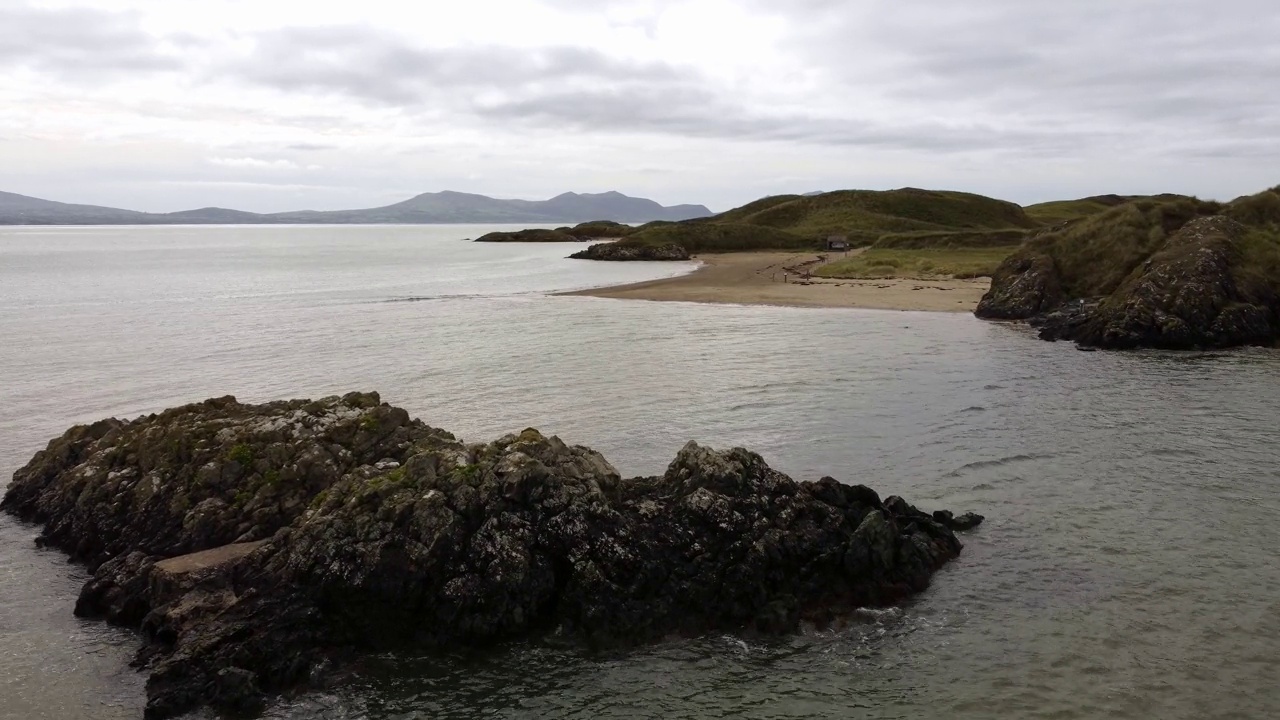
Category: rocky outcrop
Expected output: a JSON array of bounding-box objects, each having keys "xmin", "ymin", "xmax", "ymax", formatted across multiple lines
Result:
[
  {"xmin": 3, "ymin": 394, "xmax": 982, "ymax": 719},
  {"xmin": 977, "ymin": 212, "xmax": 1280, "ymax": 350},
  {"xmin": 975, "ymin": 252, "xmax": 1064, "ymax": 319},
  {"xmin": 569, "ymin": 241, "xmax": 691, "ymax": 261},
  {"xmin": 474, "ymin": 228, "xmax": 579, "ymax": 242}
]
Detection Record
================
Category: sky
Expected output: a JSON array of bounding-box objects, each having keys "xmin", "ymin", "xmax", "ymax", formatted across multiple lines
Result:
[{"xmin": 1, "ymin": 0, "xmax": 1278, "ymax": 213}]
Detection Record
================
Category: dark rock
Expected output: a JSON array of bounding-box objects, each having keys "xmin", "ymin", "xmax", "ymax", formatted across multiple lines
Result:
[
  {"xmin": 975, "ymin": 252, "xmax": 1064, "ymax": 319},
  {"xmin": 977, "ymin": 213, "xmax": 1280, "ymax": 350},
  {"xmin": 569, "ymin": 242, "xmax": 691, "ymax": 261},
  {"xmin": 932, "ymin": 510, "xmax": 985, "ymax": 531},
  {"xmin": 1034, "ymin": 217, "xmax": 1278, "ymax": 349},
  {"xmin": 3, "ymin": 397, "xmax": 983, "ymax": 719},
  {"xmin": 474, "ymin": 229, "xmax": 580, "ymax": 243}
]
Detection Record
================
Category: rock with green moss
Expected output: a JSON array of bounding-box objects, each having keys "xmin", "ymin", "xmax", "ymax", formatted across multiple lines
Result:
[
  {"xmin": 3, "ymin": 396, "xmax": 982, "ymax": 719},
  {"xmin": 977, "ymin": 189, "xmax": 1280, "ymax": 349}
]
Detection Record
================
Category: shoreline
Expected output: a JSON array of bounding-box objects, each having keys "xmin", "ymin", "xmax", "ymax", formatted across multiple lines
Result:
[{"xmin": 558, "ymin": 251, "xmax": 991, "ymax": 312}]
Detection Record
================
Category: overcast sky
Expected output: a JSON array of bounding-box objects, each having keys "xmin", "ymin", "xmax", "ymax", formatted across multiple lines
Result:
[{"xmin": 2, "ymin": 0, "xmax": 1277, "ymax": 212}]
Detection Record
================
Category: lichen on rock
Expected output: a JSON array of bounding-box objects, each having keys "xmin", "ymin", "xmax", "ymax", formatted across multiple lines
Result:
[{"xmin": 2, "ymin": 394, "xmax": 982, "ymax": 719}]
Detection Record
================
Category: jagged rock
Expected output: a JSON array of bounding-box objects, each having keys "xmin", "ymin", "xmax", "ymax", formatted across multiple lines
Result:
[
  {"xmin": 978, "ymin": 212, "xmax": 1280, "ymax": 350},
  {"xmin": 3, "ymin": 396, "xmax": 982, "ymax": 719},
  {"xmin": 1035, "ymin": 218, "xmax": 1277, "ymax": 349},
  {"xmin": 569, "ymin": 242, "xmax": 691, "ymax": 261},
  {"xmin": 975, "ymin": 252, "xmax": 1064, "ymax": 319}
]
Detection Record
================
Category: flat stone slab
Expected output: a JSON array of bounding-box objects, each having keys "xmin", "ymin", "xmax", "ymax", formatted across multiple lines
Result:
[{"xmin": 155, "ymin": 541, "xmax": 269, "ymax": 576}]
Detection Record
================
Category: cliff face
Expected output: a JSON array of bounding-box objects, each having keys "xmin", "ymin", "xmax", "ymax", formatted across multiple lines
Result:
[
  {"xmin": 976, "ymin": 193, "xmax": 1280, "ymax": 350},
  {"xmin": 3, "ymin": 393, "xmax": 981, "ymax": 719}
]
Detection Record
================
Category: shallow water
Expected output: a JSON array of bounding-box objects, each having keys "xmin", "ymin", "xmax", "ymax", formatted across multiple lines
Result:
[{"xmin": 2, "ymin": 225, "xmax": 1278, "ymax": 720}]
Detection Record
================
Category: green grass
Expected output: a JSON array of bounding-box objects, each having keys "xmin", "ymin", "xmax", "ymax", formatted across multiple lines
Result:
[
  {"xmin": 1235, "ymin": 227, "xmax": 1280, "ymax": 292},
  {"xmin": 873, "ymin": 228, "xmax": 1031, "ymax": 249},
  {"xmin": 816, "ymin": 247, "xmax": 1019, "ymax": 279},
  {"xmin": 707, "ymin": 188, "xmax": 1037, "ymax": 239},
  {"xmin": 1225, "ymin": 188, "xmax": 1280, "ymax": 227},
  {"xmin": 559, "ymin": 220, "xmax": 635, "ymax": 239},
  {"xmin": 699, "ymin": 194, "xmax": 804, "ymax": 224},
  {"xmin": 226, "ymin": 443, "xmax": 254, "ymax": 465},
  {"xmin": 1024, "ymin": 197, "xmax": 1221, "ymax": 298},
  {"xmin": 1023, "ymin": 194, "xmax": 1193, "ymax": 224}
]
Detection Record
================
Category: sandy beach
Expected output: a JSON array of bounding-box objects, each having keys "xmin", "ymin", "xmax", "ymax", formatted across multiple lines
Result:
[{"xmin": 560, "ymin": 252, "xmax": 991, "ymax": 312}]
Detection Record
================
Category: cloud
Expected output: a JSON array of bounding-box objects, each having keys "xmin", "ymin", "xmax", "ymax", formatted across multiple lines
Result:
[
  {"xmin": 208, "ymin": 157, "xmax": 301, "ymax": 170},
  {"xmin": 226, "ymin": 25, "xmax": 689, "ymax": 106},
  {"xmin": 0, "ymin": 4, "xmax": 181, "ymax": 78},
  {"xmin": 2, "ymin": 0, "xmax": 1279, "ymax": 211}
]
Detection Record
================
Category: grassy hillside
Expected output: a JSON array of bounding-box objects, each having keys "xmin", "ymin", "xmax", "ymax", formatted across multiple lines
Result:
[
  {"xmin": 817, "ymin": 247, "xmax": 1015, "ymax": 280},
  {"xmin": 872, "ymin": 228, "xmax": 1030, "ymax": 249},
  {"xmin": 583, "ymin": 187, "xmax": 1040, "ymax": 257},
  {"xmin": 977, "ymin": 186, "xmax": 1280, "ymax": 349},
  {"xmin": 1023, "ymin": 193, "xmax": 1190, "ymax": 224},
  {"xmin": 1022, "ymin": 197, "xmax": 1222, "ymax": 298},
  {"xmin": 705, "ymin": 188, "xmax": 1037, "ymax": 242}
]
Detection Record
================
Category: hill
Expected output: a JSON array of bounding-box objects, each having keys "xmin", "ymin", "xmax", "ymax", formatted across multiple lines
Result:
[
  {"xmin": 977, "ymin": 187, "xmax": 1280, "ymax": 349},
  {"xmin": 1022, "ymin": 194, "xmax": 1190, "ymax": 224},
  {"xmin": 0, "ymin": 190, "xmax": 712, "ymax": 225},
  {"xmin": 574, "ymin": 187, "xmax": 1039, "ymax": 259},
  {"xmin": 0, "ymin": 190, "xmax": 157, "ymax": 225},
  {"xmin": 700, "ymin": 188, "xmax": 1037, "ymax": 241}
]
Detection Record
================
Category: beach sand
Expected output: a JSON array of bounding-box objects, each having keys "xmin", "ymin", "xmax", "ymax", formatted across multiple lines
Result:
[{"xmin": 560, "ymin": 251, "xmax": 991, "ymax": 312}]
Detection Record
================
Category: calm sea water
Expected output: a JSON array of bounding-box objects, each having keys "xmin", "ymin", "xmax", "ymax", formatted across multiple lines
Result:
[{"xmin": 1, "ymin": 225, "xmax": 1277, "ymax": 720}]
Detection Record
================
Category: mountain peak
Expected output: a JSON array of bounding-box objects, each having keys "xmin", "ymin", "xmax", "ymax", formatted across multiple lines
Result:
[{"xmin": 0, "ymin": 189, "xmax": 713, "ymax": 225}]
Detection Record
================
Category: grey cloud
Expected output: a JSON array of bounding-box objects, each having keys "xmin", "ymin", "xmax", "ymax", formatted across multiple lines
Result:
[
  {"xmin": 0, "ymin": 4, "xmax": 180, "ymax": 77},
  {"xmin": 473, "ymin": 87, "xmax": 1100, "ymax": 156},
  {"xmin": 773, "ymin": 0, "xmax": 1280, "ymax": 157},
  {"xmin": 229, "ymin": 20, "xmax": 1086, "ymax": 156},
  {"xmin": 229, "ymin": 25, "xmax": 688, "ymax": 105}
]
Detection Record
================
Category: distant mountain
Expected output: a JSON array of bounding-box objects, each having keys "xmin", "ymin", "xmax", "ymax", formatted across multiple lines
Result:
[{"xmin": 0, "ymin": 190, "xmax": 712, "ymax": 225}]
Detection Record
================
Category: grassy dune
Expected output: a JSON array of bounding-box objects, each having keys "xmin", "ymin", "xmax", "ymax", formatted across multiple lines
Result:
[{"xmin": 816, "ymin": 247, "xmax": 1018, "ymax": 280}]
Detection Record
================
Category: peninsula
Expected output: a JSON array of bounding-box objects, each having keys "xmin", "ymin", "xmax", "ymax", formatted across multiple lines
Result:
[
  {"xmin": 2, "ymin": 392, "xmax": 981, "ymax": 719},
  {"xmin": 549, "ymin": 185, "xmax": 1280, "ymax": 348}
]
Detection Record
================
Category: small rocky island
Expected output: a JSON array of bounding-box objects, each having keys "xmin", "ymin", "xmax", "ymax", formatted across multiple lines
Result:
[
  {"xmin": 474, "ymin": 220, "xmax": 635, "ymax": 243},
  {"xmin": 3, "ymin": 393, "xmax": 981, "ymax": 719}
]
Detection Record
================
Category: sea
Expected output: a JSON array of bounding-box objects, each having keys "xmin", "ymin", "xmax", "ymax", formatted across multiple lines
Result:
[{"xmin": 1, "ymin": 224, "xmax": 1277, "ymax": 720}]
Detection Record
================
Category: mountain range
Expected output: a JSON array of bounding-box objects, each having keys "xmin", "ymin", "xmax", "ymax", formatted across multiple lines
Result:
[{"xmin": 0, "ymin": 190, "xmax": 712, "ymax": 225}]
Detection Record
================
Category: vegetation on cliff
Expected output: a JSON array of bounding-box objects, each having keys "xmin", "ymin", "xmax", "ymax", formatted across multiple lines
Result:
[
  {"xmin": 573, "ymin": 188, "xmax": 1038, "ymax": 260},
  {"xmin": 817, "ymin": 247, "xmax": 1015, "ymax": 280},
  {"xmin": 3, "ymin": 393, "xmax": 981, "ymax": 719},
  {"xmin": 977, "ymin": 187, "xmax": 1280, "ymax": 349}
]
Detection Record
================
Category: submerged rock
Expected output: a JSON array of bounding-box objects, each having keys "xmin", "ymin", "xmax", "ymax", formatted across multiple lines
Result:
[
  {"xmin": 569, "ymin": 241, "xmax": 691, "ymax": 261},
  {"xmin": 3, "ymin": 394, "xmax": 982, "ymax": 719}
]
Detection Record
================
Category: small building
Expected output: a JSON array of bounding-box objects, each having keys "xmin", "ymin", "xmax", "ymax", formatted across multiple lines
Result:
[{"xmin": 825, "ymin": 235, "xmax": 850, "ymax": 251}]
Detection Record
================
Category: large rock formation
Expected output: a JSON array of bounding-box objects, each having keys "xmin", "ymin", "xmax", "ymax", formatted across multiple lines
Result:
[
  {"xmin": 569, "ymin": 241, "xmax": 691, "ymax": 261},
  {"xmin": 3, "ymin": 393, "xmax": 981, "ymax": 719},
  {"xmin": 976, "ymin": 193, "xmax": 1280, "ymax": 350},
  {"xmin": 474, "ymin": 228, "xmax": 580, "ymax": 242}
]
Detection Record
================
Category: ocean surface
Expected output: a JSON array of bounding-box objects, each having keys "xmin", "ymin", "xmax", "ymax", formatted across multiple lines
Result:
[{"xmin": 1, "ymin": 224, "xmax": 1277, "ymax": 720}]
